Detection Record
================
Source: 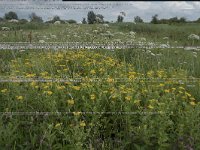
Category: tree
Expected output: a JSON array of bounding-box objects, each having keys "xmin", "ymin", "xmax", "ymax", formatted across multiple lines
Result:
[
  {"xmin": 4, "ymin": 11, "xmax": 18, "ymax": 20},
  {"xmin": 195, "ymin": 18, "xmax": 200, "ymax": 23},
  {"xmin": 19, "ymin": 19, "xmax": 28, "ymax": 24},
  {"xmin": 169, "ymin": 17, "xmax": 178, "ymax": 24},
  {"xmin": 29, "ymin": 13, "xmax": 43, "ymax": 23},
  {"xmin": 66, "ymin": 19, "xmax": 77, "ymax": 24},
  {"xmin": 52, "ymin": 15, "xmax": 60, "ymax": 22},
  {"xmin": 179, "ymin": 17, "xmax": 186, "ymax": 23},
  {"xmin": 117, "ymin": 15, "xmax": 123, "ymax": 23},
  {"xmin": 0, "ymin": 17, "xmax": 3, "ymax": 22},
  {"xmin": 95, "ymin": 14, "xmax": 104, "ymax": 23},
  {"xmin": 134, "ymin": 16, "xmax": 143, "ymax": 23},
  {"xmin": 87, "ymin": 11, "xmax": 96, "ymax": 24},
  {"xmin": 82, "ymin": 18, "xmax": 87, "ymax": 24},
  {"xmin": 151, "ymin": 14, "xmax": 158, "ymax": 24}
]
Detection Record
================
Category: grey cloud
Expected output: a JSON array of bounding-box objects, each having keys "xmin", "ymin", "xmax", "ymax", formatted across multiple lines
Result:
[{"xmin": 0, "ymin": 1, "xmax": 200, "ymax": 22}]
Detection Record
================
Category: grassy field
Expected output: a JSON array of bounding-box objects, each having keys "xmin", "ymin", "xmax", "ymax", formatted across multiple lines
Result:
[
  {"xmin": 0, "ymin": 22, "xmax": 200, "ymax": 149},
  {"xmin": 1, "ymin": 22, "xmax": 200, "ymax": 46}
]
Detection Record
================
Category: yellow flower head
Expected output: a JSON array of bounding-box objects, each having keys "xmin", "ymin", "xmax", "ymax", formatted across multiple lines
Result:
[
  {"xmin": 73, "ymin": 111, "xmax": 82, "ymax": 116},
  {"xmin": 44, "ymin": 91, "xmax": 53, "ymax": 95},
  {"xmin": 90, "ymin": 94, "xmax": 96, "ymax": 100},
  {"xmin": 90, "ymin": 69, "xmax": 96, "ymax": 74},
  {"xmin": 125, "ymin": 95, "xmax": 131, "ymax": 101},
  {"xmin": 159, "ymin": 83, "xmax": 165, "ymax": 87},
  {"xmin": 16, "ymin": 96, "xmax": 23, "ymax": 101},
  {"xmin": 67, "ymin": 99, "xmax": 75, "ymax": 105},
  {"xmin": 55, "ymin": 123, "xmax": 62, "ymax": 128},
  {"xmin": 164, "ymin": 89, "xmax": 170, "ymax": 93},
  {"xmin": 1, "ymin": 89, "xmax": 8, "ymax": 93},
  {"xmin": 148, "ymin": 105, "xmax": 154, "ymax": 109},
  {"xmin": 107, "ymin": 77, "xmax": 114, "ymax": 83},
  {"xmin": 57, "ymin": 85, "xmax": 65, "ymax": 90},
  {"xmin": 72, "ymin": 86, "xmax": 81, "ymax": 91},
  {"xmin": 80, "ymin": 121, "xmax": 86, "ymax": 127},
  {"xmin": 190, "ymin": 101, "xmax": 196, "ymax": 106}
]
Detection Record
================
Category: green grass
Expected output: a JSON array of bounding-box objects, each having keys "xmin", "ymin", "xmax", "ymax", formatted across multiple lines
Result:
[
  {"xmin": 1, "ymin": 22, "xmax": 200, "ymax": 45},
  {"xmin": 1, "ymin": 22, "xmax": 200, "ymax": 149}
]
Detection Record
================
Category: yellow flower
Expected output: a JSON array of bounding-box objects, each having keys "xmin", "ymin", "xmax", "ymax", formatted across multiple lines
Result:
[
  {"xmin": 44, "ymin": 91, "xmax": 53, "ymax": 95},
  {"xmin": 99, "ymin": 68, "xmax": 105, "ymax": 73},
  {"xmin": 26, "ymin": 73, "xmax": 36, "ymax": 78},
  {"xmin": 57, "ymin": 85, "xmax": 65, "ymax": 90},
  {"xmin": 111, "ymin": 95, "xmax": 117, "ymax": 100},
  {"xmin": 171, "ymin": 88, "xmax": 176, "ymax": 91},
  {"xmin": 30, "ymin": 82, "xmax": 36, "ymax": 87},
  {"xmin": 164, "ymin": 89, "xmax": 170, "ymax": 93},
  {"xmin": 55, "ymin": 123, "xmax": 62, "ymax": 128},
  {"xmin": 67, "ymin": 99, "xmax": 75, "ymax": 105},
  {"xmin": 107, "ymin": 77, "xmax": 114, "ymax": 83},
  {"xmin": 90, "ymin": 69, "xmax": 96, "ymax": 74},
  {"xmin": 178, "ymin": 91, "xmax": 183, "ymax": 94},
  {"xmin": 125, "ymin": 96, "xmax": 131, "ymax": 101},
  {"xmin": 103, "ymin": 90, "xmax": 108, "ymax": 93},
  {"xmin": 185, "ymin": 92, "xmax": 192, "ymax": 97},
  {"xmin": 73, "ymin": 111, "xmax": 82, "ymax": 116},
  {"xmin": 159, "ymin": 83, "xmax": 165, "ymax": 87},
  {"xmin": 63, "ymin": 68, "xmax": 68, "ymax": 71},
  {"xmin": 43, "ymin": 85, "xmax": 49, "ymax": 89},
  {"xmin": 65, "ymin": 81, "xmax": 72, "ymax": 85},
  {"xmin": 190, "ymin": 101, "xmax": 196, "ymax": 106},
  {"xmin": 148, "ymin": 105, "xmax": 154, "ymax": 109},
  {"xmin": 133, "ymin": 100, "xmax": 141, "ymax": 105},
  {"xmin": 90, "ymin": 94, "xmax": 96, "ymax": 100},
  {"xmin": 72, "ymin": 86, "xmax": 81, "ymax": 91},
  {"xmin": 1, "ymin": 89, "xmax": 8, "ymax": 93},
  {"xmin": 190, "ymin": 97, "xmax": 195, "ymax": 101},
  {"xmin": 80, "ymin": 121, "xmax": 86, "ymax": 127},
  {"xmin": 179, "ymin": 86, "xmax": 185, "ymax": 90},
  {"xmin": 16, "ymin": 96, "xmax": 23, "ymax": 101},
  {"xmin": 40, "ymin": 71, "xmax": 48, "ymax": 76}
]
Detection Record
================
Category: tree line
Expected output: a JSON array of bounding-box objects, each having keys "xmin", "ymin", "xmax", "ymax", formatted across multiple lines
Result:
[{"xmin": 1, "ymin": 11, "xmax": 200, "ymax": 24}]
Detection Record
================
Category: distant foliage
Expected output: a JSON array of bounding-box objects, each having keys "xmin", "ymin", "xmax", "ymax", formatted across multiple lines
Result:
[
  {"xmin": 134, "ymin": 16, "xmax": 143, "ymax": 23},
  {"xmin": 82, "ymin": 18, "xmax": 87, "ymax": 24},
  {"xmin": 0, "ymin": 17, "xmax": 3, "ymax": 22},
  {"xmin": 66, "ymin": 19, "xmax": 77, "ymax": 24},
  {"xmin": 29, "ymin": 13, "xmax": 43, "ymax": 23},
  {"xmin": 95, "ymin": 14, "xmax": 104, "ymax": 23},
  {"xmin": 151, "ymin": 14, "xmax": 159, "ymax": 24},
  {"xmin": 151, "ymin": 15, "xmax": 187, "ymax": 24},
  {"xmin": 19, "ymin": 19, "xmax": 28, "ymax": 24},
  {"xmin": 4, "ymin": 11, "xmax": 18, "ymax": 20},
  {"xmin": 87, "ymin": 11, "xmax": 96, "ymax": 24},
  {"xmin": 117, "ymin": 15, "xmax": 124, "ymax": 23}
]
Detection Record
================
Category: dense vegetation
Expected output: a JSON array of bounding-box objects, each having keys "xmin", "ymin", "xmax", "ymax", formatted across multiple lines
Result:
[{"xmin": 0, "ymin": 16, "xmax": 200, "ymax": 149}]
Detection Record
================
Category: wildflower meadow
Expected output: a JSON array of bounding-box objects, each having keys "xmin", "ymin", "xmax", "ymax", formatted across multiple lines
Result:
[{"xmin": 0, "ymin": 20, "xmax": 200, "ymax": 149}]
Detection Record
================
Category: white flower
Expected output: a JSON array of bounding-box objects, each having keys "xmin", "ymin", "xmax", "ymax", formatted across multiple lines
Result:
[
  {"xmin": 54, "ymin": 21, "xmax": 61, "ymax": 25},
  {"xmin": 1, "ymin": 27, "xmax": 10, "ymax": 31},
  {"xmin": 129, "ymin": 31, "xmax": 136, "ymax": 36},
  {"xmin": 188, "ymin": 34, "xmax": 199, "ymax": 40},
  {"xmin": 50, "ymin": 35, "xmax": 57, "ymax": 39},
  {"xmin": 103, "ymin": 24, "xmax": 109, "ymax": 28},
  {"xmin": 39, "ymin": 40, "xmax": 45, "ymax": 43},
  {"xmin": 93, "ymin": 30, "xmax": 98, "ymax": 34},
  {"xmin": 150, "ymin": 52, "xmax": 155, "ymax": 56},
  {"xmin": 163, "ymin": 37, "xmax": 169, "ymax": 40},
  {"xmin": 8, "ymin": 19, "xmax": 19, "ymax": 23},
  {"xmin": 140, "ymin": 37, "xmax": 146, "ymax": 41}
]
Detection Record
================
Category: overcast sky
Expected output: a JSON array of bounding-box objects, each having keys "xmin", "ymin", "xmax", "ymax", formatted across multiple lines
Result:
[{"xmin": 0, "ymin": 1, "xmax": 200, "ymax": 22}]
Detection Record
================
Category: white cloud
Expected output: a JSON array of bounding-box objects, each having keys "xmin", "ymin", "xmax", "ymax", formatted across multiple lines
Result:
[
  {"xmin": 0, "ymin": 1, "xmax": 200, "ymax": 22},
  {"xmin": 163, "ymin": 2, "xmax": 194, "ymax": 10}
]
